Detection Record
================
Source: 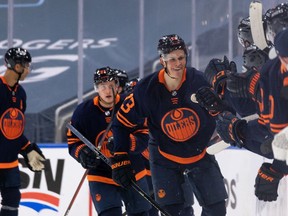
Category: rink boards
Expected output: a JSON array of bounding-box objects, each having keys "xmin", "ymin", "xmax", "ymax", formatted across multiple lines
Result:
[{"xmin": 1, "ymin": 144, "xmax": 287, "ymax": 216}]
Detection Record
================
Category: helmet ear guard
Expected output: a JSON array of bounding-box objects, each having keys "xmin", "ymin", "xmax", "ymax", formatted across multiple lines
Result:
[{"xmin": 5, "ymin": 47, "xmax": 32, "ymax": 69}]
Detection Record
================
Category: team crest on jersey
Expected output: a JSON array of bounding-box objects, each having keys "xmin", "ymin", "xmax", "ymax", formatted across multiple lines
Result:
[
  {"xmin": 95, "ymin": 130, "xmax": 113, "ymax": 157},
  {"xmin": 0, "ymin": 108, "xmax": 25, "ymax": 139},
  {"xmin": 161, "ymin": 108, "xmax": 200, "ymax": 142}
]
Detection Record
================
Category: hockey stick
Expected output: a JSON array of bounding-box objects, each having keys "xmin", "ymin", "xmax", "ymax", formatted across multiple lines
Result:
[
  {"xmin": 206, "ymin": 114, "xmax": 259, "ymax": 155},
  {"xmin": 63, "ymin": 169, "xmax": 88, "ymax": 216},
  {"xmin": 63, "ymin": 91, "xmax": 116, "ymax": 216},
  {"xmin": 249, "ymin": 0, "xmax": 268, "ymax": 50},
  {"xmin": 66, "ymin": 123, "xmax": 171, "ymax": 216}
]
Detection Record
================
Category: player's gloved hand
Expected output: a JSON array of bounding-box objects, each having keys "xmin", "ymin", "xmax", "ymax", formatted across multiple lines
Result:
[
  {"xmin": 272, "ymin": 127, "xmax": 288, "ymax": 163},
  {"xmin": 204, "ymin": 56, "xmax": 236, "ymax": 93},
  {"xmin": 255, "ymin": 163, "xmax": 284, "ymax": 202},
  {"xmin": 216, "ymin": 111, "xmax": 247, "ymax": 148},
  {"xmin": 195, "ymin": 87, "xmax": 233, "ymax": 115},
  {"xmin": 111, "ymin": 152, "xmax": 135, "ymax": 188},
  {"xmin": 20, "ymin": 143, "xmax": 46, "ymax": 172},
  {"xmin": 226, "ymin": 68, "xmax": 260, "ymax": 100},
  {"xmin": 78, "ymin": 146, "xmax": 100, "ymax": 169}
]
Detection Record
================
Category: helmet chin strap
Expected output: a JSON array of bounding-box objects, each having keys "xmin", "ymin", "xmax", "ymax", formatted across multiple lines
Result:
[
  {"xmin": 11, "ymin": 67, "xmax": 24, "ymax": 88},
  {"xmin": 162, "ymin": 59, "xmax": 177, "ymax": 79},
  {"xmin": 164, "ymin": 67, "xmax": 176, "ymax": 79}
]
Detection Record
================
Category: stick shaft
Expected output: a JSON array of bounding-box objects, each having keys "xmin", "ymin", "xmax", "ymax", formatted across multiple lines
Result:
[
  {"xmin": 63, "ymin": 169, "xmax": 88, "ymax": 216},
  {"xmin": 66, "ymin": 123, "xmax": 171, "ymax": 216}
]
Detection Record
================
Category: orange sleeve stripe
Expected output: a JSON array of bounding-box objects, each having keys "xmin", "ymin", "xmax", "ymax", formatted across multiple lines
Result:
[
  {"xmin": 0, "ymin": 160, "xmax": 18, "ymax": 169},
  {"xmin": 116, "ymin": 112, "xmax": 137, "ymax": 128},
  {"xmin": 257, "ymin": 119, "xmax": 265, "ymax": 125},
  {"xmin": 271, "ymin": 128, "xmax": 281, "ymax": 133},
  {"xmin": 133, "ymin": 129, "xmax": 149, "ymax": 134},
  {"xmin": 21, "ymin": 141, "xmax": 31, "ymax": 150},
  {"xmin": 114, "ymin": 152, "xmax": 128, "ymax": 156},
  {"xmin": 270, "ymin": 123, "xmax": 288, "ymax": 133},
  {"xmin": 67, "ymin": 138, "xmax": 81, "ymax": 145},
  {"xmin": 159, "ymin": 147, "xmax": 206, "ymax": 164},
  {"xmin": 75, "ymin": 144, "xmax": 86, "ymax": 158},
  {"xmin": 129, "ymin": 134, "xmax": 136, "ymax": 152},
  {"xmin": 135, "ymin": 169, "xmax": 148, "ymax": 181},
  {"xmin": 270, "ymin": 123, "xmax": 288, "ymax": 129}
]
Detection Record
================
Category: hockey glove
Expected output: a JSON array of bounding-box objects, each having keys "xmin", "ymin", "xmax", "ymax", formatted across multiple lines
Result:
[
  {"xmin": 20, "ymin": 143, "xmax": 46, "ymax": 172},
  {"xmin": 216, "ymin": 111, "xmax": 247, "ymax": 148},
  {"xmin": 195, "ymin": 86, "xmax": 233, "ymax": 116},
  {"xmin": 111, "ymin": 152, "xmax": 135, "ymax": 188},
  {"xmin": 204, "ymin": 56, "xmax": 236, "ymax": 93},
  {"xmin": 255, "ymin": 163, "xmax": 284, "ymax": 202},
  {"xmin": 78, "ymin": 146, "xmax": 100, "ymax": 169},
  {"xmin": 226, "ymin": 68, "xmax": 260, "ymax": 100}
]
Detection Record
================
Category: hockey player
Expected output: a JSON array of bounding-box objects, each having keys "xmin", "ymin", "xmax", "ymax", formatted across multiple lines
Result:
[
  {"xmin": 217, "ymin": 27, "xmax": 288, "ymax": 201},
  {"xmin": 110, "ymin": 34, "xmax": 228, "ymax": 216},
  {"xmin": 197, "ymin": 14, "xmax": 269, "ymax": 120},
  {"xmin": 195, "ymin": 3, "xmax": 288, "ymax": 203},
  {"xmin": 261, "ymin": 28, "xmax": 288, "ymax": 161},
  {"xmin": 67, "ymin": 66, "xmax": 151, "ymax": 216},
  {"xmin": 116, "ymin": 69, "xmax": 129, "ymax": 94},
  {"xmin": 125, "ymin": 77, "xmax": 140, "ymax": 94},
  {"xmin": 124, "ymin": 77, "xmax": 159, "ymax": 216},
  {"xmin": 0, "ymin": 47, "xmax": 46, "ymax": 216},
  {"xmin": 238, "ymin": 16, "xmax": 254, "ymax": 48},
  {"xmin": 107, "ymin": 75, "xmax": 159, "ymax": 216},
  {"xmin": 205, "ymin": 29, "xmax": 288, "ymax": 203}
]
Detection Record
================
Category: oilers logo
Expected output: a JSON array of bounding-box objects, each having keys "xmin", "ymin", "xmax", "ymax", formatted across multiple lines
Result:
[
  {"xmin": 95, "ymin": 130, "xmax": 113, "ymax": 157},
  {"xmin": 161, "ymin": 108, "xmax": 200, "ymax": 142},
  {"xmin": 0, "ymin": 108, "xmax": 24, "ymax": 139}
]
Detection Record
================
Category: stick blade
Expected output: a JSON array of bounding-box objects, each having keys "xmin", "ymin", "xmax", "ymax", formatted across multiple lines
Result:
[
  {"xmin": 249, "ymin": 1, "xmax": 268, "ymax": 50},
  {"xmin": 207, "ymin": 141, "xmax": 230, "ymax": 155}
]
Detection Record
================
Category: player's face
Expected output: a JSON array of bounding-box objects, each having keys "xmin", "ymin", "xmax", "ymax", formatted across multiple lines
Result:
[
  {"xmin": 19, "ymin": 62, "xmax": 31, "ymax": 81},
  {"xmin": 161, "ymin": 49, "xmax": 186, "ymax": 79},
  {"xmin": 97, "ymin": 80, "xmax": 118, "ymax": 107},
  {"xmin": 14, "ymin": 62, "xmax": 31, "ymax": 81}
]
